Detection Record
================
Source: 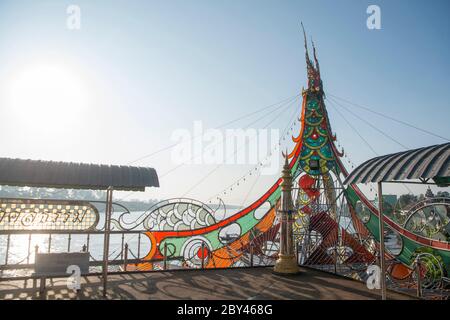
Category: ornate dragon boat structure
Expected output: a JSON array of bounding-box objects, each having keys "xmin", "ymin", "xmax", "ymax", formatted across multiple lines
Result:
[
  {"xmin": 130, "ymin": 31, "xmax": 450, "ymax": 295},
  {"xmin": 1, "ymin": 29, "xmax": 448, "ymax": 298}
]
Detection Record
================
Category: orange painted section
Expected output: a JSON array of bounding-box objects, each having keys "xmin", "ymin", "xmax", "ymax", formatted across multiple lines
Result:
[
  {"xmin": 389, "ymin": 263, "xmax": 413, "ymax": 280},
  {"xmin": 206, "ymin": 203, "xmax": 279, "ymax": 268}
]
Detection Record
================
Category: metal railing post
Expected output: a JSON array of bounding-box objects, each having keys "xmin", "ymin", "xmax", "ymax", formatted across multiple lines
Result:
[
  {"xmin": 5, "ymin": 234, "xmax": 10, "ymax": 265},
  {"xmin": 201, "ymin": 242, "xmax": 205, "ymax": 269},
  {"xmin": 377, "ymin": 182, "xmax": 387, "ymax": 300},
  {"xmin": 86, "ymin": 234, "xmax": 90, "ymax": 252},
  {"xmin": 123, "ymin": 243, "xmax": 129, "ymax": 271},
  {"xmin": 48, "ymin": 234, "xmax": 52, "ymax": 253},
  {"xmin": 163, "ymin": 242, "xmax": 168, "ymax": 270},
  {"xmin": 250, "ymin": 243, "xmax": 254, "ymax": 267},
  {"xmin": 120, "ymin": 233, "xmax": 125, "ymax": 260},
  {"xmin": 68, "ymin": 234, "xmax": 72, "ymax": 252},
  {"xmin": 35, "ymin": 245, "xmax": 39, "ymax": 263},
  {"xmin": 334, "ymin": 246, "xmax": 338, "ymax": 274},
  {"xmin": 137, "ymin": 233, "xmax": 141, "ymax": 258},
  {"xmin": 27, "ymin": 234, "xmax": 32, "ymax": 264},
  {"xmin": 102, "ymin": 187, "xmax": 113, "ymax": 297},
  {"xmin": 416, "ymin": 258, "xmax": 422, "ymax": 298}
]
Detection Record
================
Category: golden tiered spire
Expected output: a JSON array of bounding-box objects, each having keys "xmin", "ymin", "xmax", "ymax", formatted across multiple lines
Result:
[{"xmin": 273, "ymin": 153, "xmax": 300, "ymax": 275}]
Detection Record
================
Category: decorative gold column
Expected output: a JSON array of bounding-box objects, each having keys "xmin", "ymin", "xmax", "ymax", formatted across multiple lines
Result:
[{"xmin": 273, "ymin": 155, "xmax": 300, "ymax": 275}]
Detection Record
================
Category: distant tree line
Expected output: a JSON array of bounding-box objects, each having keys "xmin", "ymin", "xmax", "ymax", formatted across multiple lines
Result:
[
  {"xmin": 396, "ymin": 190, "xmax": 449, "ymax": 209},
  {"xmin": 340, "ymin": 190, "xmax": 449, "ymax": 218},
  {"xmin": 1, "ymin": 185, "xmax": 448, "ymax": 213},
  {"xmin": 0, "ymin": 185, "xmax": 104, "ymax": 200},
  {"xmin": 0, "ymin": 186, "xmax": 159, "ymax": 211}
]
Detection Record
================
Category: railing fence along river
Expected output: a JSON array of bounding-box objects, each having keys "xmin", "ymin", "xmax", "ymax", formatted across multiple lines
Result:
[
  {"xmin": 0, "ymin": 199, "xmax": 276, "ymax": 277},
  {"xmin": 0, "ymin": 197, "xmax": 438, "ymax": 300},
  {"xmin": 0, "ymin": 198, "xmax": 384, "ymax": 277}
]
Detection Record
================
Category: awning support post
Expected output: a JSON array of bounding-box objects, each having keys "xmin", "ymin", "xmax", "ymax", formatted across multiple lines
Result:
[
  {"xmin": 102, "ymin": 186, "xmax": 113, "ymax": 297},
  {"xmin": 377, "ymin": 182, "xmax": 387, "ymax": 300}
]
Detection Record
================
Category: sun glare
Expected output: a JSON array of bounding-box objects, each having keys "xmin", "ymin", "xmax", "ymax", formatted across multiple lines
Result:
[{"xmin": 7, "ymin": 63, "xmax": 89, "ymax": 131}]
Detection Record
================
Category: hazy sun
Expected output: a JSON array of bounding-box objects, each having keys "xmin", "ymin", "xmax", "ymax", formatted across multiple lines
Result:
[{"xmin": 7, "ymin": 63, "xmax": 89, "ymax": 130}]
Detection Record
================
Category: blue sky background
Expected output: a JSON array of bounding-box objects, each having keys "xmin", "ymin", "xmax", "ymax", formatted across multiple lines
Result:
[{"xmin": 0, "ymin": 0, "xmax": 449, "ymax": 203}]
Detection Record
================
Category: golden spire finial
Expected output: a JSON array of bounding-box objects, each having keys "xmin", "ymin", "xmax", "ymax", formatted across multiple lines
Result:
[
  {"xmin": 311, "ymin": 37, "xmax": 320, "ymax": 72},
  {"xmin": 301, "ymin": 22, "xmax": 310, "ymax": 63},
  {"xmin": 284, "ymin": 149, "xmax": 289, "ymax": 167},
  {"xmin": 281, "ymin": 150, "xmax": 292, "ymax": 191}
]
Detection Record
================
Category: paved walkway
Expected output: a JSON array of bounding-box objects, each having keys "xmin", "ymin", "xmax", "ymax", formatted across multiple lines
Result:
[{"xmin": 0, "ymin": 267, "xmax": 415, "ymax": 300}]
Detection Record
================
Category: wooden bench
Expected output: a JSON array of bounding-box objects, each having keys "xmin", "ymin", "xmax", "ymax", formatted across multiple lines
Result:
[{"xmin": 33, "ymin": 252, "xmax": 90, "ymax": 294}]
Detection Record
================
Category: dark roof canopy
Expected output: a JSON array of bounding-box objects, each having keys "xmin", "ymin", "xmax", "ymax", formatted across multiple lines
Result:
[
  {"xmin": 344, "ymin": 142, "xmax": 450, "ymax": 185},
  {"xmin": 0, "ymin": 158, "xmax": 159, "ymax": 191}
]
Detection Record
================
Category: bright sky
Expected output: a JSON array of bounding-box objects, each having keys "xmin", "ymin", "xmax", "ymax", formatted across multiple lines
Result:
[{"xmin": 0, "ymin": 0, "xmax": 449, "ymax": 204}]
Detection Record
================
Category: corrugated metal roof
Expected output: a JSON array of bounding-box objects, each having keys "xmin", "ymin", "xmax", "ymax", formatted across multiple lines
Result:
[
  {"xmin": 344, "ymin": 143, "xmax": 450, "ymax": 185},
  {"xmin": 0, "ymin": 158, "xmax": 159, "ymax": 191}
]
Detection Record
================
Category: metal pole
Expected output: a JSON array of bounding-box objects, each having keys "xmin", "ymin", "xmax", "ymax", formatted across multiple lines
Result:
[
  {"xmin": 86, "ymin": 234, "xmax": 90, "ymax": 252},
  {"xmin": 35, "ymin": 245, "xmax": 39, "ymax": 259},
  {"xmin": 123, "ymin": 243, "xmax": 129, "ymax": 271},
  {"xmin": 334, "ymin": 173, "xmax": 347, "ymax": 275},
  {"xmin": 68, "ymin": 234, "xmax": 72, "ymax": 252},
  {"xmin": 416, "ymin": 258, "xmax": 422, "ymax": 298},
  {"xmin": 120, "ymin": 233, "xmax": 125, "ymax": 260},
  {"xmin": 377, "ymin": 182, "xmax": 387, "ymax": 300},
  {"xmin": 250, "ymin": 243, "xmax": 254, "ymax": 267},
  {"xmin": 137, "ymin": 233, "xmax": 141, "ymax": 258},
  {"xmin": 5, "ymin": 234, "xmax": 10, "ymax": 265},
  {"xmin": 48, "ymin": 234, "xmax": 52, "ymax": 253},
  {"xmin": 163, "ymin": 242, "xmax": 167, "ymax": 270},
  {"xmin": 201, "ymin": 242, "xmax": 205, "ymax": 269},
  {"xmin": 102, "ymin": 187, "xmax": 113, "ymax": 297},
  {"xmin": 27, "ymin": 234, "xmax": 32, "ymax": 264},
  {"xmin": 334, "ymin": 246, "xmax": 338, "ymax": 274}
]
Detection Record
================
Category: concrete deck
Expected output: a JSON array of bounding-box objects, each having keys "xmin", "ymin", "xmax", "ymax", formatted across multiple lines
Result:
[{"xmin": 0, "ymin": 266, "xmax": 415, "ymax": 300}]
